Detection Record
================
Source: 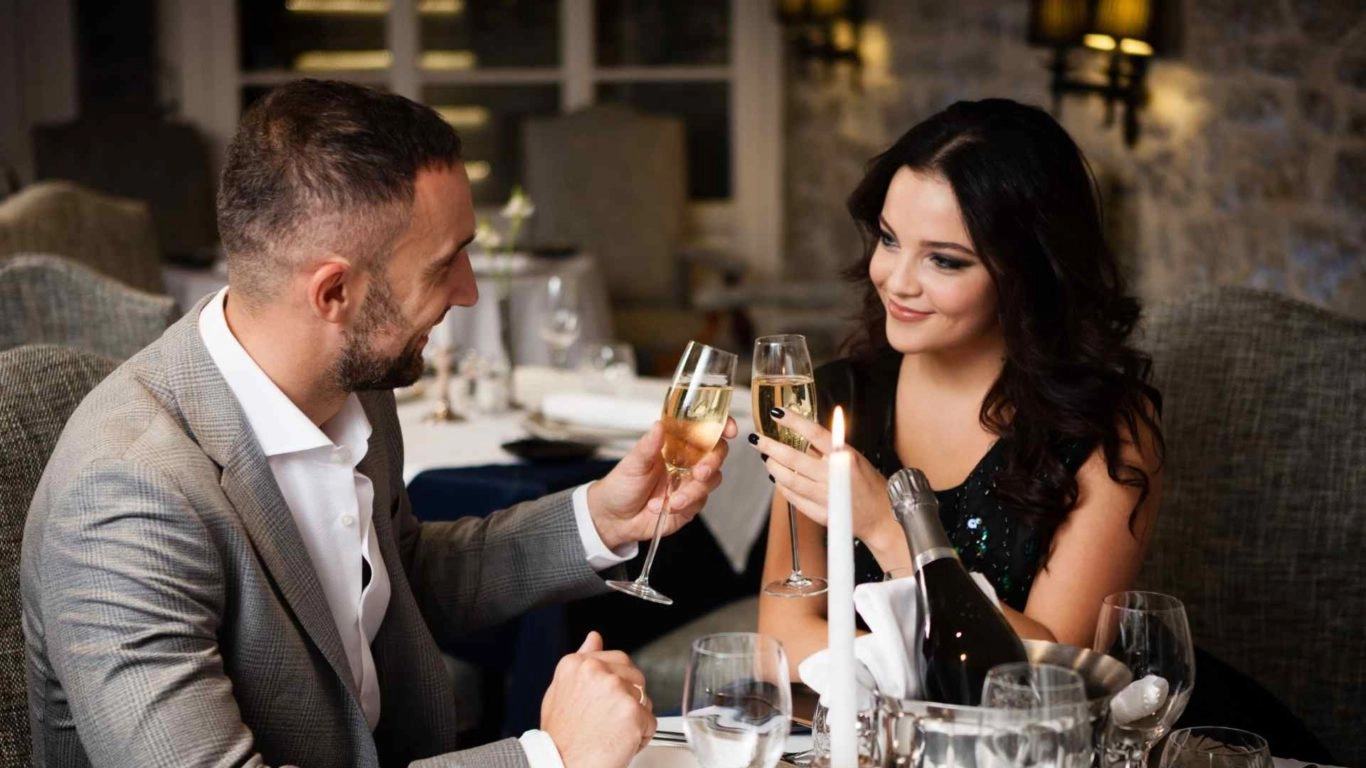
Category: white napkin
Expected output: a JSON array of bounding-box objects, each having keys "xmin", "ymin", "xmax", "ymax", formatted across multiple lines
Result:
[
  {"xmin": 797, "ymin": 571, "xmax": 1000, "ymax": 704},
  {"xmin": 541, "ymin": 392, "xmax": 660, "ymax": 433}
]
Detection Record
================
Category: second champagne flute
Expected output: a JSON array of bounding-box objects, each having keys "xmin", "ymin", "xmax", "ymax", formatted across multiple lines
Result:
[
  {"xmin": 606, "ymin": 341, "xmax": 736, "ymax": 605},
  {"xmin": 753, "ymin": 334, "xmax": 827, "ymax": 598}
]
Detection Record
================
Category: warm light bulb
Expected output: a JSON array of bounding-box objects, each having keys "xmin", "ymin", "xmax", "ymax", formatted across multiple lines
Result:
[
  {"xmin": 1119, "ymin": 38, "xmax": 1154, "ymax": 56},
  {"xmin": 1083, "ymin": 33, "xmax": 1117, "ymax": 51}
]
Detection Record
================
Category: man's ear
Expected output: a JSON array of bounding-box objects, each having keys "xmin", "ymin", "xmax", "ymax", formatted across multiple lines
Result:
[{"xmin": 306, "ymin": 259, "xmax": 356, "ymax": 324}]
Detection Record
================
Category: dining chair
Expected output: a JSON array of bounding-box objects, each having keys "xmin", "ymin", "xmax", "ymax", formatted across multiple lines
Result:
[
  {"xmin": 522, "ymin": 104, "xmax": 749, "ymax": 374},
  {"xmin": 1138, "ymin": 286, "xmax": 1366, "ymax": 765},
  {"xmin": 0, "ymin": 181, "xmax": 165, "ymax": 295},
  {"xmin": 0, "ymin": 254, "xmax": 178, "ymax": 360},
  {"xmin": 0, "ymin": 344, "xmax": 120, "ymax": 766}
]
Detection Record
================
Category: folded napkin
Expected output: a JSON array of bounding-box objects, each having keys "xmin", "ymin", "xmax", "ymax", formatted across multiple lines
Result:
[
  {"xmin": 797, "ymin": 572, "xmax": 1000, "ymax": 705},
  {"xmin": 541, "ymin": 392, "xmax": 661, "ymax": 433}
]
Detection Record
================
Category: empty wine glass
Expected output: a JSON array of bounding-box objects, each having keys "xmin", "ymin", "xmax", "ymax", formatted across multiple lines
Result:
[
  {"xmin": 683, "ymin": 633, "xmax": 792, "ymax": 768},
  {"xmin": 1159, "ymin": 727, "xmax": 1272, "ymax": 768},
  {"xmin": 979, "ymin": 663, "xmax": 1093, "ymax": 768},
  {"xmin": 538, "ymin": 274, "xmax": 581, "ymax": 368},
  {"xmin": 606, "ymin": 341, "xmax": 736, "ymax": 605},
  {"xmin": 753, "ymin": 334, "xmax": 827, "ymax": 598},
  {"xmin": 579, "ymin": 340, "xmax": 637, "ymax": 395},
  {"xmin": 1093, "ymin": 591, "xmax": 1196, "ymax": 768}
]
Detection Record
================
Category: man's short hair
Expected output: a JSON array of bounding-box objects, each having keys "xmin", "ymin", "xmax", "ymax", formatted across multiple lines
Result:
[{"xmin": 216, "ymin": 79, "xmax": 462, "ymax": 305}]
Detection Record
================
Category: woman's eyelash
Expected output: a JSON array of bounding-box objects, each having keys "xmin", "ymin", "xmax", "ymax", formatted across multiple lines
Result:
[{"xmin": 930, "ymin": 253, "xmax": 969, "ymax": 270}]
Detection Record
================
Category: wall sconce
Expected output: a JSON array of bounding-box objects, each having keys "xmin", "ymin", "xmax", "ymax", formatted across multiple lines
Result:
[
  {"xmin": 1028, "ymin": 0, "xmax": 1173, "ymax": 146},
  {"xmin": 774, "ymin": 0, "xmax": 865, "ymax": 81}
]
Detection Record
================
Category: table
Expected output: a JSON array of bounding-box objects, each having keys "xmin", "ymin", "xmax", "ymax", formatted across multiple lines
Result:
[
  {"xmin": 396, "ymin": 369, "xmax": 774, "ymax": 574},
  {"xmin": 162, "ymin": 252, "xmax": 613, "ymax": 367}
]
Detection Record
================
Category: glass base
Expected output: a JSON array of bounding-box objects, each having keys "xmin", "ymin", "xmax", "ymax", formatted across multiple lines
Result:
[
  {"xmin": 763, "ymin": 574, "xmax": 828, "ymax": 598},
  {"xmin": 606, "ymin": 579, "xmax": 674, "ymax": 605}
]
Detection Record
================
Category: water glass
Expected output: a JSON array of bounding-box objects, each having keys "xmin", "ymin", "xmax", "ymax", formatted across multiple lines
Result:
[
  {"xmin": 578, "ymin": 340, "xmax": 637, "ymax": 395},
  {"xmin": 979, "ymin": 663, "xmax": 1092, "ymax": 768},
  {"xmin": 1159, "ymin": 727, "xmax": 1272, "ymax": 768},
  {"xmin": 683, "ymin": 633, "xmax": 792, "ymax": 768}
]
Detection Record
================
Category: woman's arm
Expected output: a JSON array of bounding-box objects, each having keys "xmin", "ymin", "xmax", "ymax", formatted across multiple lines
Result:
[
  {"xmin": 1014, "ymin": 417, "xmax": 1164, "ymax": 646},
  {"xmin": 757, "ymin": 489, "xmax": 835, "ymax": 678}
]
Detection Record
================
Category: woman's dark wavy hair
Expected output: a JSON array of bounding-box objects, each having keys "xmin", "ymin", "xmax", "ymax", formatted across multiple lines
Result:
[{"xmin": 844, "ymin": 98, "xmax": 1164, "ymax": 534}]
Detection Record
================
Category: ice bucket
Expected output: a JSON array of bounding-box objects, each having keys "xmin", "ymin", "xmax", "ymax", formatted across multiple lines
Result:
[{"xmin": 876, "ymin": 640, "xmax": 1133, "ymax": 767}]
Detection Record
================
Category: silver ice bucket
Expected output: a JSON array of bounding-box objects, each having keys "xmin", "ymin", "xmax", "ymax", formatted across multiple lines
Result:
[{"xmin": 876, "ymin": 640, "xmax": 1133, "ymax": 767}]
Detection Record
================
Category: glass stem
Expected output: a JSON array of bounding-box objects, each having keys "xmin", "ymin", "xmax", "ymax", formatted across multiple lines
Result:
[
  {"xmin": 1102, "ymin": 730, "xmax": 1152, "ymax": 768},
  {"xmin": 635, "ymin": 469, "xmax": 685, "ymax": 585},
  {"xmin": 786, "ymin": 500, "xmax": 804, "ymax": 579}
]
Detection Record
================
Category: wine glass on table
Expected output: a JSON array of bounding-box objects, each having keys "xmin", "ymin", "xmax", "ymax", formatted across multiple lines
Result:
[
  {"xmin": 683, "ymin": 633, "xmax": 792, "ymax": 768},
  {"xmin": 753, "ymin": 334, "xmax": 827, "ymax": 598},
  {"xmin": 1093, "ymin": 591, "xmax": 1196, "ymax": 768},
  {"xmin": 606, "ymin": 340, "xmax": 737, "ymax": 605},
  {"xmin": 1159, "ymin": 727, "xmax": 1272, "ymax": 768},
  {"xmin": 538, "ymin": 274, "xmax": 581, "ymax": 368}
]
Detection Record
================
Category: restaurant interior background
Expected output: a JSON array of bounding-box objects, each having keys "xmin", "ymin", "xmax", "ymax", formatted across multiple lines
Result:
[{"xmin": 1, "ymin": 0, "xmax": 1363, "ymax": 763}]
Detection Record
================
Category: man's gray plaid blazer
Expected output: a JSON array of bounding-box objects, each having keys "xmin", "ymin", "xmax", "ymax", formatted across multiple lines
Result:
[{"xmin": 20, "ymin": 299, "xmax": 615, "ymax": 767}]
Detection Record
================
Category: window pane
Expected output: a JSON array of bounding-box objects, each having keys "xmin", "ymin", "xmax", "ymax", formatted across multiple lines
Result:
[
  {"xmin": 420, "ymin": 0, "xmax": 559, "ymax": 70},
  {"xmin": 423, "ymin": 85, "xmax": 561, "ymax": 206},
  {"xmin": 596, "ymin": 82, "xmax": 730, "ymax": 200},
  {"xmin": 239, "ymin": 1, "xmax": 389, "ymax": 73},
  {"xmin": 595, "ymin": 0, "xmax": 730, "ymax": 67}
]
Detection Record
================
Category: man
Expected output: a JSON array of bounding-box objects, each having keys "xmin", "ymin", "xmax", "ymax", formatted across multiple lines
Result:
[{"xmin": 21, "ymin": 79, "xmax": 735, "ymax": 767}]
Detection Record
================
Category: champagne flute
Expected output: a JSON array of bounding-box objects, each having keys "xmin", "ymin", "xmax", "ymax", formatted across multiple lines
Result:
[
  {"xmin": 1093, "ymin": 591, "xmax": 1197, "ymax": 768},
  {"xmin": 1159, "ymin": 727, "xmax": 1272, "ymax": 768},
  {"xmin": 607, "ymin": 341, "xmax": 736, "ymax": 605},
  {"xmin": 683, "ymin": 633, "xmax": 792, "ymax": 768},
  {"xmin": 753, "ymin": 334, "xmax": 827, "ymax": 598}
]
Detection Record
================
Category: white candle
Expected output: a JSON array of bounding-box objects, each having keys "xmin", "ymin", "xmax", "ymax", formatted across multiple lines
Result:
[{"xmin": 827, "ymin": 407, "xmax": 858, "ymax": 767}]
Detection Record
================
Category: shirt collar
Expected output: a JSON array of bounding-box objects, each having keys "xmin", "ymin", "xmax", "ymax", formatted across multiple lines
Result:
[{"xmin": 199, "ymin": 288, "xmax": 371, "ymax": 460}]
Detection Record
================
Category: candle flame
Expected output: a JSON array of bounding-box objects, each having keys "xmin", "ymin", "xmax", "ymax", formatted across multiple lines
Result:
[{"xmin": 832, "ymin": 407, "xmax": 845, "ymax": 451}]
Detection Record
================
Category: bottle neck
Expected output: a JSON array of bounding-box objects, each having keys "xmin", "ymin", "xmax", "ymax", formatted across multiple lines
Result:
[{"xmin": 901, "ymin": 501, "xmax": 958, "ymax": 574}]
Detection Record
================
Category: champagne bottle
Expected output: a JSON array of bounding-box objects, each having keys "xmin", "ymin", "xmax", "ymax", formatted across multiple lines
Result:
[{"xmin": 888, "ymin": 467, "xmax": 1027, "ymax": 706}]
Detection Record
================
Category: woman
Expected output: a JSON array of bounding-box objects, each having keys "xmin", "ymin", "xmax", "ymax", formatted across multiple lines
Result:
[
  {"xmin": 750, "ymin": 99, "xmax": 1334, "ymax": 762},
  {"xmin": 752, "ymin": 99, "xmax": 1164, "ymax": 668}
]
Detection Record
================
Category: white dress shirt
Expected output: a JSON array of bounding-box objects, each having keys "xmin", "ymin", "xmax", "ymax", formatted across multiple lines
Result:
[{"xmin": 198, "ymin": 289, "xmax": 636, "ymax": 766}]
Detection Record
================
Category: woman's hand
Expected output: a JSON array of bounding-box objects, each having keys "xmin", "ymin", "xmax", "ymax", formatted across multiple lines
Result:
[{"xmin": 748, "ymin": 407, "xmax": 909, "ymax": 569}]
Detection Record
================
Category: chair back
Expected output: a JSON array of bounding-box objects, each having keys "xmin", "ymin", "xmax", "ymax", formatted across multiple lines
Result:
[
  {"xmin": 0, "ymin": 181, "xmax": 164, "ymax": 294},
  {"xmin": 0, "ymin": 254, "xmax": 177, "ymax": 359},
  {"xmin": 33, "ymin": 116, "xmax": 218, "ymax": 264},
  {"xmin": 523, "ymin": 104, "xmax": 688, "ymax": 306},
  {"xmin": 0, "ymin": 344, "xmax": 119, "ymax": 766},
  {"xmin": 1138, "ymin": 287, "xmax": 1366, "ymax": 765}
]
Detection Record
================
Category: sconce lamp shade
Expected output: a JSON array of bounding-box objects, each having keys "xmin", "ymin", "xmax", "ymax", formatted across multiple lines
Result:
[
  {"xmin": 775, "ymin": 0, "xmax": 850, "ymax": 23},
  {"xmin": 1028, "ymin": 0, "xmax": 1089, "ymax": 47},
  {"xmin": 1093, "ymin": 0, "xmax": 1152, "ymax": 40}
]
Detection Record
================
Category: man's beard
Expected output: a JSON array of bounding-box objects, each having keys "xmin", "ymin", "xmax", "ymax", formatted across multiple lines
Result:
[{"xmin": 334, "ymin": 276, "xmax": 428, "ymax": 392}]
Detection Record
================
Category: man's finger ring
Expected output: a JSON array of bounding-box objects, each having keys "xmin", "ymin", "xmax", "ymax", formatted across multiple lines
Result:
[{"xmin": 633, "ymin": 684, "xmax": 646, "ymax": 705}]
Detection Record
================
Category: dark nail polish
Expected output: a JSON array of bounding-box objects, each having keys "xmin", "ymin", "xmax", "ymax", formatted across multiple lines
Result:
[
  {"xmin": 768, "ymin": 474, "xmax": 775, "ymax": 483},
  {"xmin": 760, "ymin": 453, "xmax": 768, "ymax": 462},
  {"xmin": 769, "ymin": 407, "xmax": 785, "ymax": 419},
  {"xmin": 747, "ymin": 433, "xmax": 759, "ymax": 445}
]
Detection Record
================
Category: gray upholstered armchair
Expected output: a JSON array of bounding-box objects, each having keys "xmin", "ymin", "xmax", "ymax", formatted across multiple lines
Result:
[
  {"xmin": 0, "ymin": 254, "xmax": 178, "ymax": 360},
  {"xmin": 0, "ymin": 181, "xmax": 165, "ymax": 295},
  {"xmin": 0, "ymin": 344, "xmax": 120, "ymax": 766},
  {"xmin": 1138, "ymin": 287, "xmax": 1366, "ymax": 765}
]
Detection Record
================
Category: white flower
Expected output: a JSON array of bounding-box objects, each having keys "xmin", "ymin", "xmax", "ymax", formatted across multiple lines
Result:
[
  {"xmin": 499, "ymin": 186, "xmax": 536, "ymax": 220},
  {"xmin": 474, "ymin": 216, "xmax": 503, "ymax": 251}
]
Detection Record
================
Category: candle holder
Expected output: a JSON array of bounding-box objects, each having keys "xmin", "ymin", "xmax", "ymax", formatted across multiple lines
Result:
[{"xmin": 424, "ymin": 344, "xmax": 464, "ymax": 423}]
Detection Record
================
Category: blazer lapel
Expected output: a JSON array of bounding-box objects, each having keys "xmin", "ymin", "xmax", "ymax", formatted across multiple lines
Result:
[{"xmin": 160, "ymin": 299, "xmax": 360, "ymax": 703}]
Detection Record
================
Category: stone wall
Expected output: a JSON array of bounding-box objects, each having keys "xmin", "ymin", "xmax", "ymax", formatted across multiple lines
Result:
[{"xmin": 784, "ymin": 0, "xmax": 1366, "ymax": 319}]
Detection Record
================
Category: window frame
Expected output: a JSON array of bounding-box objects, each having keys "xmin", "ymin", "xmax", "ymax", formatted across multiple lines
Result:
[{"xmin": 163, "ymin": 0, "xmax": 784, "ymax": 277}]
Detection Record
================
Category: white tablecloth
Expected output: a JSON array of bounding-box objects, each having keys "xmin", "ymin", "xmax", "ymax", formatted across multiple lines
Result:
[
  {"xmin": 163, "ymin": 253, "xmax": 612, "ymax": 367},
  {"xmin": 396, "ymin": 369, "xmax": 773, "ymax": 574}
]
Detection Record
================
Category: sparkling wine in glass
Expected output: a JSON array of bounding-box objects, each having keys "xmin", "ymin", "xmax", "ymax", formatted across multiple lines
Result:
[
  {"xmin": 1093, "ymin": 591, "xmax": 1196, "ymax": 768},
  {"xmin": 683, "ymin": 633, "xmax": 792, "ymax": 768},
  {"xmin": 753, "ymin": 334, "xmax": 827, "ymax": 598},
  {"xmin": 606, "ymin": 341, "xmax": 736, "ymax": 605},
  {"xmin": 1159, "ymin": 727, "xmax": 1273, "ymax": 768}
]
